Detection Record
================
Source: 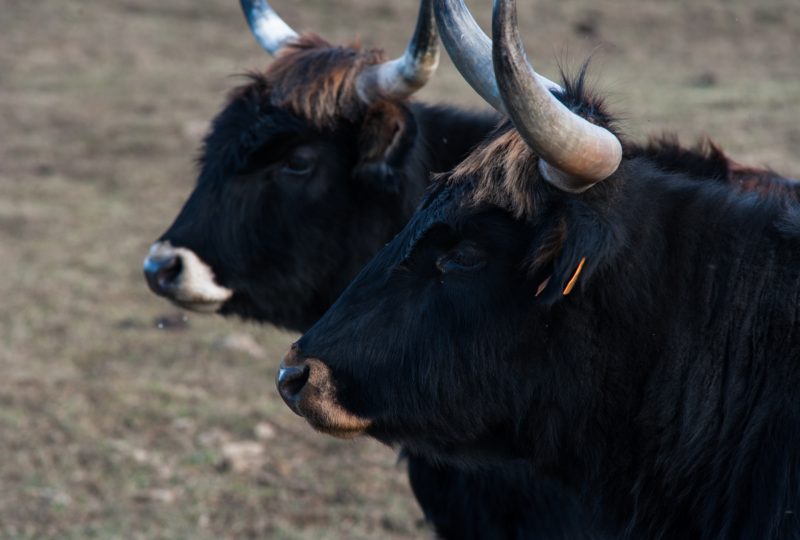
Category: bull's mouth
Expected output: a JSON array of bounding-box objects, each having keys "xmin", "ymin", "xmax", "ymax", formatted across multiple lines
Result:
[
  {"xmin": 297, "ymin": 397, "xmax": 372, "ymax": 440},
  {"xmin": 169, "ymin": 297, "xmax": 227, "ymax": 314},
  {"xmin": 305, "ymin": 417, "xmax": 371, "ymax": 439},
  {"xmin": 277, "ymin": 356, "xmax": 372, "ymax": 439}
]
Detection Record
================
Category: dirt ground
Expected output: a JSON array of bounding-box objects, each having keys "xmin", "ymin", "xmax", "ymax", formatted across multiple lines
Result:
[{"xmin": 1, "ymin": 0, "xmax": 798, "ymax": 538}]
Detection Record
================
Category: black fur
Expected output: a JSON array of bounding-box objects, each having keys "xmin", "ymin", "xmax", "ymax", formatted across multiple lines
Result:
[
  {"xmin": 161, "ymin": 85, "xmax": 498, "ymax": 330},
  {"xmin": 154, "ymin": 52, "xmax": 796, "ymax": 538},
  {"xmin": 154, "ymin": 51, "xmax": 603, "ymax": 539},
  {"xmin": 294, "ymin": 73, "xmax": 800, "ymax": 538},
  {"xmin": 628, "ymin": 136, "xmax": 798, "ymax": 198}
]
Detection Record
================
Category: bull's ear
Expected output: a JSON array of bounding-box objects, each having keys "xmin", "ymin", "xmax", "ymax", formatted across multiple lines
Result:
[
  {"xmin": 353, "ymin": 101, "xmax": 417, "ymax": 195},
  {"xmin": 527, "ymin": 211, "xmax": 613, "ymax": 305}
]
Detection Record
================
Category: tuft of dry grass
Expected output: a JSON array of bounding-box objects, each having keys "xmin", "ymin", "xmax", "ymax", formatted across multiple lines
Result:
[{"xmin": 1, "ymin": 0, "xmax": 797, "ymax": 538}]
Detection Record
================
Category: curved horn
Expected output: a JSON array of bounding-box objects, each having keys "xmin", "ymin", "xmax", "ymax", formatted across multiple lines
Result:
[
  {"xmin": 356, "ymin": 0, "xmax": 440, "ymax": 103},
  {"xmin": 240, "ymin": 0, "xmax": 299, "ymax": 56},
  {"xmin": 433, "ymin": 0, "xmax": 562, "ymax": 114},
  {"xmin": 492, "ymin": 0, "xmax": 622, "ymax": 191}
]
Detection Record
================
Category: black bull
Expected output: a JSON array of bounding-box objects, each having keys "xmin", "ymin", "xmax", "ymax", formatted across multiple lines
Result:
[
  {"xmin": 280, "ymin": 36, "xmax": 800, "ymax": 540},
  {"xmin": 145, "ymin": 8, "xmax": 798, "ymax": 540},
  {"xmin": 147, "ymin": 43, "xmax": 800, "ymax": 538}
]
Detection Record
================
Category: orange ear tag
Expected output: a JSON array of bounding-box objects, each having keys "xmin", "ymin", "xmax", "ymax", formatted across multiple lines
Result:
[{"xmin": 562, "ymin": 257, "xmax": 587, "ymax": 296}]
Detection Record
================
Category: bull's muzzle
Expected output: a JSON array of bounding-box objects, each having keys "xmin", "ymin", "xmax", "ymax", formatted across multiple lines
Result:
[
  {"xmin": 277, "ymin": 344, "xmax": 372, "ymax": 439},
  {"xmin": 143, "ymin": 241, "xmax": 233, "ymax": 313}
]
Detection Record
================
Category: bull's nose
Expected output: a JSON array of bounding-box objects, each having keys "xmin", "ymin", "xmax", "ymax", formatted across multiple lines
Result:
[
  {"xmin": 143, "ymin": 249, "xmax": 182, "ymax": 297},
  {"xmin": 276, "ymin": 363, "xmax": 310, "ymax": 415}
]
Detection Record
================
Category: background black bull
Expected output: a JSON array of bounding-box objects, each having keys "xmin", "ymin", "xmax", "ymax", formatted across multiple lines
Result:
[{"xmin": 281, "ymin": 0, "xmax": 800, "ymax": 537}]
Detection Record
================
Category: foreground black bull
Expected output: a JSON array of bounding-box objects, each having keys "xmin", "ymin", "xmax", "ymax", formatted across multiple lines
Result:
[{"xmin": 280, "ymin": 0, "xmax": 800, "ymax": 537}]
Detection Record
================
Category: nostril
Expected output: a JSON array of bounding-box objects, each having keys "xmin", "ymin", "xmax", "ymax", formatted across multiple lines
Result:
[
  {"xmin": 144, "ymin": 253, "xmax": 183, "ymax": 296},
  {"xmin": 278, "ymin": 364, "xmax": 310, "ymax": 396},
  {"xmin": 276, "ymin": 363, "xmax": 310, "ymax": 412},
  {"xmin": 157, "ymin": 256, "xmax": 181, "ymax": 285}
]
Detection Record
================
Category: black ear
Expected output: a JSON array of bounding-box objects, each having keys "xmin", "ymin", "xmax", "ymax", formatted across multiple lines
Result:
[
  {"xmin": 527, "ymin": 208, "xmax": 617, "ymax": 305},
  {"xmin": 352, "ymin": 101, "xmax": 417, "ymax": 195}
]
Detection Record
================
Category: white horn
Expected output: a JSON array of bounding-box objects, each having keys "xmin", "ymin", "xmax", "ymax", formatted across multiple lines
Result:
[
  {"xmin": 240, "ymin": 0, "xmax": 299, "ymax": 56},
  {"xmin": 492, "ymin": 0, "xmax": 622, "ymax": 190},
  {"xmin": 432, "ymin": 0, "xmax": 562, "ymax": 115},
  {"xmin": 356, "ymin": 0, "xmax": 440, "ymax": 103}
]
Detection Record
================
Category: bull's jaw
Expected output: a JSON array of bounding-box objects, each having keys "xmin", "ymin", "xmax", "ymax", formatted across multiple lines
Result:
[
  {"xmin": 296, "ymin": 389, "xmax": 373, "ymax": 440},
  {"xmin": 169, "ymin": 298, "xmax": 226, "ymax": 314}
]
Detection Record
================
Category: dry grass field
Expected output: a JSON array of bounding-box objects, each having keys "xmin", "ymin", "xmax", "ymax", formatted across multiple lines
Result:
[{"xmin": 1, "ymin": 0, "xmax": 798, "ymax": 538}]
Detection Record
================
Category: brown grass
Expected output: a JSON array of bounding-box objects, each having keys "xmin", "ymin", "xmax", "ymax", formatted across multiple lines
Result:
[{"xmin": 1, "ymin": 0, "xmax": 798, "ymax": 538}]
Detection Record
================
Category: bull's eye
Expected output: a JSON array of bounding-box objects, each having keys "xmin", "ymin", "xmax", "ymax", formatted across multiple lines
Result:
[
  {"xmin": 282, "ymin": 146, "xmax": 317, "ymax": 177},
  {"xmin": 436, "ymin": 242, "xmax": 487, "ymax": 273}
]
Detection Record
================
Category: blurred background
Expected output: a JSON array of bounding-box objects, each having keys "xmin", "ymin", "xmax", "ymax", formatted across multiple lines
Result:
[{"xmin": 1, "ymin": 0, "xmax": 798, "ymax": 538}]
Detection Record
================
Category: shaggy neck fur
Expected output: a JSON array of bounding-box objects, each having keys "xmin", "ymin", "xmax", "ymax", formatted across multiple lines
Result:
[
  {"xmin": 433, "ymin": 69, "xmax": 800, "ymax": 536},
  {"xmin": 539, "ymin": 164, "xmax": 800, "ymax": 537}
]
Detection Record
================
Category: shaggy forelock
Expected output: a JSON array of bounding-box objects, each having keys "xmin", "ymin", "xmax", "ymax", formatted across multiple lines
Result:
[
  {"xmin": 238, "ymin": 33, "xmax": 394, "ymax": 129},
  {"xmin": 443, "ymin": 63, "xmax": 623, "ymax": 220}
]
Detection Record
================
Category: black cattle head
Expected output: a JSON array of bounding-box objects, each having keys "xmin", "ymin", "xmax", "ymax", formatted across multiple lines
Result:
[
  {"xmin": 276, "ymin": 129, "xmax": 628, "ymax": 460},
  {"xmin": 276, "ymin": 0, "xmax": 800, "ymax": 459},
  {"xmin": 144, "ymin": 0, "xmax": 439, "ymax": 331},
  {"xmin": 276, "ymin": 0, "xmax": 632, "ymax": 463}
]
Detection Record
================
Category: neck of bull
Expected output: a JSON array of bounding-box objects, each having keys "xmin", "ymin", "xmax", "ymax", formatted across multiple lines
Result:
[
  {"xmin": 536, "ymin": 163, "xmax": 800, "ymax": 535},
  {"xmin": 410, "ymin": 103, "xmax": 500, "ymax": 176}
]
